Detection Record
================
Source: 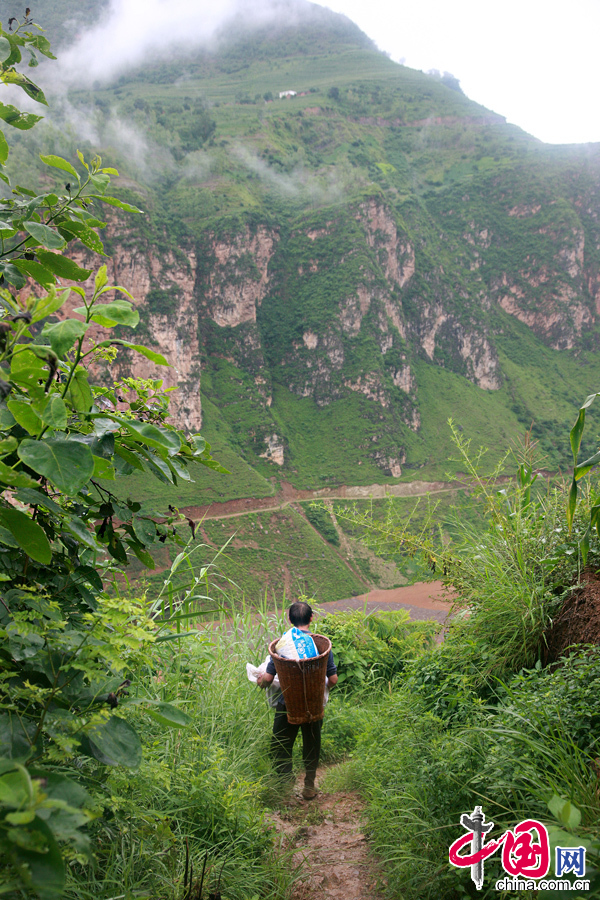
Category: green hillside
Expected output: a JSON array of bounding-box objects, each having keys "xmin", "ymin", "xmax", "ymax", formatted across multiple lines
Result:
[{"xmin": 6, "ymin": 0, "xmax": 600, "ymax": 499}]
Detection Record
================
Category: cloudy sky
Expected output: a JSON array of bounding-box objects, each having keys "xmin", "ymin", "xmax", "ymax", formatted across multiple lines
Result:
[
  {"xmin": 325, "ymin": 0, "xmax": 600, "ymax": 145},
  {"xmin": 57, "ymin": 0, "xmax": 599, "ymax": 146}
]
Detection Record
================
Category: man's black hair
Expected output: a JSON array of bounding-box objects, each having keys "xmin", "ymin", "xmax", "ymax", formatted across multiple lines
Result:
[{"xmin": 289, "ymin": 600, "xmax": 312, "ymax": 627}]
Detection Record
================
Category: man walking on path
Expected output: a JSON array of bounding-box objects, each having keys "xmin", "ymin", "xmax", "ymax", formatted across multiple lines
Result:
[{"xmin": 258, "ymin": 601, "xmax": 338, "ymax": 799}]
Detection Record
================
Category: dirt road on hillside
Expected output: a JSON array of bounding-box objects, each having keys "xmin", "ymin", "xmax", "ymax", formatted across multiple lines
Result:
[{"xmin": 180, "ymin": 478, "xmax": 463, "ymax": 522}]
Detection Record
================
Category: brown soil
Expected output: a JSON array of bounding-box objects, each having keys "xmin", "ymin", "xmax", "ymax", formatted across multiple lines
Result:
[
  {"xmin": 269, "ymin": 774, "xmax": 384, "ymax": 900},
  {"xmin": 316, "ymin": 580, "xmax": 453, "ymax": 626},
  {"xmin": 543, "ymin": 568, "xmax": 600, "ymax": 663}
]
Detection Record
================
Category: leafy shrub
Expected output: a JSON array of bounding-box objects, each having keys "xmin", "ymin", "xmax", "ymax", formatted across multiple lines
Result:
[
  {"xmin": 498, "ymin": 647, "xmax": 600, "ymax": 755},
  {"xmin": 0, "ymin": 22, "xmax": 228, "ymax": 895},
  {"xmin": 66, "ymin": 633, "xmax": 291, "ymax": 900},
  {"xmin": 317, "ymin": 609, "xmax": 438, "ymax": 689},
  {"xmin": 304, "ymin": 502, "xmax": 339, "ymax": 545},
  {"xmin": 320, "ymin": 691, "xmax": 380, "ymax": 762},
  {"xmin": 349, "ymin": 691, "xmax": 482, "ymax": 900}
]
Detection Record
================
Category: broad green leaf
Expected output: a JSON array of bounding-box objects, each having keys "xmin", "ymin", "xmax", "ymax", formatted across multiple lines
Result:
[
  {"xmin": 0, "ymin": 37, "xmax": 11, "ymax": 63},
  {"xmin": 0, "ymin": 129, "xmax": 8, "ymax": 165},
  {"xmin": 56, "ymin": 220, "xmax": 103, "ymax": 254},
  {"xmin": 0, "ymin": 716, "xmax": 34, "ymax": 761},
  {"xmin": 39, "ymin": 395, "xmax": 67, "ymax": 430},
  {"xmin": 7, "ymin": 400, "xmax": 42, "ymax": 435},
  {"xmin": 36, "ymin": 250, "xmax": 91, "ymax": 282},
  {"xmin": 127, "ymin": 421, "xmax": 180, "ymax": 455},
  {"xmin": 10, "ymin": 817, "xmax": 66, "ymax": 900},
  {"xmin": 574, "ymin": 449, "xmax": 600, "ymax": 481},
  {"xmin": 0, "ymin": 461, "xmax": 37, "ymax": 488},
  {"xmin": 92, "ymin": 455, "xmax": 115, "ymax": 479},
  {"xmin": 12, "ymin": 258, "xmax": 55, "ymax": 287},
  {"xmin": 168, "ymin": 457, "xmax": 191, "ymax": 482},
  {"xmin": 0, "ymin": 767, "xmax": 30, "ymax": 805},
  {"xmin": 14, "ymin": 488, "xmax": 63, "ymax": 516},
  {"xmin": 197, "ymin": 456, "xmax": 231, "ymax": 475},
  {"xmin": 1, "ymin": 262, "xmax": 27, "ymax": 289},
  {"xmin": 144, "ymin": 701, "xmax": 192, "ymax": 728},
  {"xmin": 24, "ymin": 222, "xmax": 66, "ymax": 250},
  {"xmin": 10, "ymin": 349, "xmax": 47, "ymax": 399},
  {"xmin": 63, "ymin": 515, "xmax": 98, "ymax": 549},
  {"xmin": 136, "ymin": 447, "xmax": 173, "ymax": 484},
  {"xmin": 131, "ymin": 543, "xmax": 155, "ymax": 569},
  {"xmin": 96, "ymin": 339, "xmax": 169, "ymax": 366},
  {"xmin": 132, "ymin": 516, "xmax": 157, "ymax": 546},
  {"xmin": 39, "ymin": 154, "xmax": 78, "ymax": 179},
  {"xmin": 113, "ymin": 417, "xmax": 181, "ymax": 456},
  {"xmin": 89, "ymin": 173, "xmax": 110, "ymax": 194},
  {"xmin": 1, "ymin": 71, "xmax": 47, "ymax": 105},
  {"xmin": 68, "ymin": 368, "xmax": 93, "ymax": 413},
  {"xmin": 31, "ymin": 287, "xmax": 70, "ymax": 324},
  {"xmin": 27, "ymin": 350, "xmax": 58, "ymax": 375},
  {"xmin": 73, "ymin": 564, "xmax": 103, "ymax": 593},
  {"xmin": 84, "ymin": 716, "xmax": 142, "ymax": 768},
  {"xmin": 113, "ymin": 444, "xmax": 144, "ymax": 472},
  {"xmin": 0, "ymin": 405, "xmax": 16, "ymax": 428},
  {"xmin": 28, "ymin": 35, "xmax": 56, "ymax": 60},
  {"xmin": 42, "ymin": 319, "xmax": 88, "ymax": 358},
  {"xmin": 92, "ymin": 194, "xmax": 143, "ymax": 214},
  {"xmin": 0, "ymin": 506, "xmax": 51, "ymax": 562},
  {"xmin": 0, "ymin": 436, "xmax": 17, "ymax": 455},
  {"xmin": 0, "ymin": 101, "xmax": 42, "ymax": 130},
  {"xmin": 18, "ymin": 439, "xmax": 94, "ymax": 494},
  {"xmin": 0, "ymin": 525, "xmax": 19, "ymax": 548},
  {"xmin": 191, "ymin": 435, "xmax": 207, "ymax": 455},
  {"xmin": 6, "ymin": 809, "xmax": 36, "ymax": 825},
  {"xmin": 88, "ymin": 300, "xmax": 139, "ymax": 328},
  {"xmin": 548, "ymin": 795, "xmax": 582, "ymax": 830},
  {"xmin": 94, "ymin": 265, "xmax": 108, "ymax": 291}
]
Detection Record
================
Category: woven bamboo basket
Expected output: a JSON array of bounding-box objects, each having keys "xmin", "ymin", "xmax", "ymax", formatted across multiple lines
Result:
[{"xmin": 268, "ymin": 634, "xmax": 331, "ymax": 724}]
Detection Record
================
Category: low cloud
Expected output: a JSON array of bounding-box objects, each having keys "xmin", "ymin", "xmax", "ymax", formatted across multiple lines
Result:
[{"xmin": 52, "ymin": 0, "xmax": 312, "ymax": 88}]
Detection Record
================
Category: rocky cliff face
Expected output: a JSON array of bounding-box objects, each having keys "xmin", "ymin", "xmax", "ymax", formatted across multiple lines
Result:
[{"xmin": 69, "ymin": 180, "xmax": 600, "ymax": 477}]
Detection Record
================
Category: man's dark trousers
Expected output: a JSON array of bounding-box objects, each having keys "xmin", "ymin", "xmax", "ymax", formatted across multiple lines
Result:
[{"xmin": 271, "ymin": 708, "xmax": 322, "ymax": 781}]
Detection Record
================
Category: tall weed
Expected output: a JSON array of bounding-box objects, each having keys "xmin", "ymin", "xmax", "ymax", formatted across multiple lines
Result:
[{"xmin": 66, "ymin": 607, "xmax": 294, "ymax": 900}]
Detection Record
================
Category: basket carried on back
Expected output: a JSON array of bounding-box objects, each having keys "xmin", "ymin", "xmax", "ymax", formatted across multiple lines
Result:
[{"xmin": 268, "ymin": 634, "xmax": 331, "ymax": 724}]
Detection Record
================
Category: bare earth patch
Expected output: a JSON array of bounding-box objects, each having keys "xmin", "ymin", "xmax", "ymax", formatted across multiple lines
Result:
[
  {"xmin": 544, "ymin": 567, "xmax": 600, "ymax": 662},
  {"xmin": 269, "ymin": 777, "xmax": 384, "ymax": 900}
]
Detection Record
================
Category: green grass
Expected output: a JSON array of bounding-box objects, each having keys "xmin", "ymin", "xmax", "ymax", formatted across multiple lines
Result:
[
  {"xmin": 65, "ymin": 616, "xmax": 294, "ymax": 900},
  {"xmin": 105, "ymin": 397, "xmax": 276, "ymax": 513},
  {"xmin": 136, "ymin": 504, "xmax": 365, "ymax": 604}
]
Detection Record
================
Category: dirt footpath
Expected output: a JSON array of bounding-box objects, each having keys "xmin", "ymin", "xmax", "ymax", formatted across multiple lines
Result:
[{"xmin": 270, "ymin": 776, "xmax": 384, "ymax": 900}]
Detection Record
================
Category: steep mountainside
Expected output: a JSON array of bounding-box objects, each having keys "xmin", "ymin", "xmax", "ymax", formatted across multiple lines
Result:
[{"xmin": 9, "ymin": 1, "xmax": 600, "ymax": 490}]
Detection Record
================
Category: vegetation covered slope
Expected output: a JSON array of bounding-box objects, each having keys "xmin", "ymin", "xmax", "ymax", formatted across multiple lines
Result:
[{"xmin": 8, "ymin": 0, "xmax": 600, "ymax": 494}]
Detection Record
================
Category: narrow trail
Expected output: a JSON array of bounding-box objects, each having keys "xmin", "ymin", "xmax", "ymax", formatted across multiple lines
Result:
[
  {"xmin": 269, "ymin": 772, "xmax": 384, "ymax": 900},
  {"xmin": 180, "ymin": 478, "xmax": 462, "ymax": 522}
]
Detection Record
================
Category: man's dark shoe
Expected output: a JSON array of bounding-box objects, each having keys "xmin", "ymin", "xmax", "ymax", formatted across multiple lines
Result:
[{"xmin": 302, "ymin": 776, "xmax": 318, "ymax": 800}]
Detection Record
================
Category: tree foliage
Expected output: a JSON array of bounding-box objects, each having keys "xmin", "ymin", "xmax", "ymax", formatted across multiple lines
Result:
[{"xmin": 0, "ymin": 13, "xmax": 223, "ymax": 897}]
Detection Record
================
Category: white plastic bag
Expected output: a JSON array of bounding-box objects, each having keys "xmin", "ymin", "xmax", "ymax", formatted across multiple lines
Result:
[
  {"xmin": 275, "ymin": 627, "xmax": 318, "ymax": 660},
  {"xmin": 246, "ymin": 656, "xmax": 283, "ymax": 708}
]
